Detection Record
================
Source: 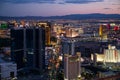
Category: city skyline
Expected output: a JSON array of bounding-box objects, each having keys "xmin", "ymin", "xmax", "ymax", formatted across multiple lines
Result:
[{"xmin": 0, "ymin": 0, "xmax": 120, "ymax": 16}]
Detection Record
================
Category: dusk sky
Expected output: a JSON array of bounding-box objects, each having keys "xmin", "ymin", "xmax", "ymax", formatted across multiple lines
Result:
[{"xmin": 0, "ymin": 0, "xmax": 120, "ymax": 16}]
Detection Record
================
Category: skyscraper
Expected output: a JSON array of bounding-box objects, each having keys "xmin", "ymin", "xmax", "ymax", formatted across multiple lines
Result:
[
  {"xmin": 64, "ymin": 52, "xmax": 81, "ymax": 80},
  {"xmin": 11, "ymin": 27, "xmax": 45, "ymax": 72},
  {"xmin": 37, "ymin": 21, "xmax": 51, "ymax": 46},
  {"xmin": 104, "ymin": 45, "xmax": 120, "ymax": 63},
  {"xmin": 61, "ymin": 39, "xmax": 76, "ymax": 55},
  {"xmin": 99, "ymin": 25, "xmax": 103, "ymax": 37},
  {"xmin": 99, "ymin": 25, "xmax": 108, "ymax": 41}
]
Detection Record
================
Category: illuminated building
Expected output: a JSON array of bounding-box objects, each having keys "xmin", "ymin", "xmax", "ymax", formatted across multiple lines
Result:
[
  {"xmin": 104, "ymin": 45, "xmax": 120, "ymax": 63},
  {"xmin": 99, "ymin": 25, "xmax": 108, "ymax": 41},
  {"xmin": 107, "ymin": 24, "xmax": 111, "ymax": 30},
  {"xmin": 99, "ymin": 25, "xmax": 103, "ymax": 37},
  {"xmin": 64, "ymin": 52, "xmax": 81, "ymax": 80},
  {"xmin": 53, "ymin": 24, "xmax": 63, "ymax": 34},
  {"xmin": 11, "ymin": 27, "xmax": 45, "ymax": 72},
  {"xmin": 37, "ymin": 22, "xmax": 51, "ymax": 46},
  {"xmin": 66, "ymin": 27, "xmax": 83, "ymax": 37},
  {"xmin": 0, "ymin": 23, "xmax": 8, "ymax": 29},
  {"xmin": 114, "ymin": 26, "xmax": 119, "ymax": 31},
  {"xmin": 45, "ymin": 46, "xmax": 53, "ymax": 68},
  {"xmin": 91, "ymin": 45, "xmax": 120, "ymax": 63},
  {"xmin": 66, "ymin": 27, "xmax": 72, "ymax": 37},
  {"xmin": 8, "ymin": 23, "xmax": 15, "ymax": 28},
  {"xmin": 20, "ymin": 20, "xmax": 25, "ymax": 27},
  {"xmin": 91, "ymin": 53, "xmax": 104, "ymax": 62}
]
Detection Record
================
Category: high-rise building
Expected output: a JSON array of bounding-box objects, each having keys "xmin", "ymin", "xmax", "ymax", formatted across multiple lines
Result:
[
  {"xmin": 37, "ymin": 22, "xmax": 51, "ymax": 46},
  {"xmin": 99, "ymin": 25, "xmax": 108, "ymax": 41},
  {"xmin": 64, "ymin": 52, "xmax": 81, "ymax": 80},
  {"xmin": 104, "ymin": 45, "xmax": 120, "ymax": 63},
  {"xmin": 61, "ymin": 39, "xmax": 76, "ymax": 55},
  {"xmin": 11, "ymin": 27, "xmax": 45, "ymax": 72},
  {"xmin": 99, "ymin": 25, "xmax": 103, "ymax": 37}
]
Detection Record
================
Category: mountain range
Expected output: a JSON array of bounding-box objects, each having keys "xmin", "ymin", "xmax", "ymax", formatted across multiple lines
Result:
[{"xmin": 0, "ymin": 13, "xmax": 120, "ymax": 20}]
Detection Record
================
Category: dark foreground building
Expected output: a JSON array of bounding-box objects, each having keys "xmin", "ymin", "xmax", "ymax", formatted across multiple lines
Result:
[{"xmin": 11, "ymin": 27, "xmax": 45, "ymax": 72}]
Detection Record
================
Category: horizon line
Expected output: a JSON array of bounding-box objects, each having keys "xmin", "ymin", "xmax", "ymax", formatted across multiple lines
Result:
[{"xmin": 0, "ymin": 13, "xmax": 120, "ymax": 17}]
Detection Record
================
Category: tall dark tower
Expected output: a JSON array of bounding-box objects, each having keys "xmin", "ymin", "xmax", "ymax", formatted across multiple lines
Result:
[
  {"xmin": 11, "ymin": 27, "xmax": 45, "ymax": 72},
  {"xmin": 11, "ymin": 28, "xmax": 24, "ymax": 69},
  {"xmin": 37, "ymin": 22, "xmax": 51, "ymax": 46}
]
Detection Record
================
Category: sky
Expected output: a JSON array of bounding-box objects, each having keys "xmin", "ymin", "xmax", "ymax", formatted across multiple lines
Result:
[{"xmin": 0, "ymin": 0, "xmax": 120, "ymax": 16}]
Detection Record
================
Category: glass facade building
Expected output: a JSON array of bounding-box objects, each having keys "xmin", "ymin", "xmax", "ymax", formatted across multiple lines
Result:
[{"xmin": 11, "ymin": 27, "xmax": 45, "ymax": 72}]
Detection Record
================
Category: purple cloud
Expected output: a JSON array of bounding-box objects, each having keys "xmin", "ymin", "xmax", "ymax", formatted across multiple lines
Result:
[{"xmin": 0, "ymin": 0, "xmax": 104, "ymax": 4}]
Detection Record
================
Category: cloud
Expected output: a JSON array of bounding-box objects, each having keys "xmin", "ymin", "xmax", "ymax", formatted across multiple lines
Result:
[
  {"xmin": 0, "ymin": 0, "xmax": 104, "ymax": 4},
  {"xmin": 104, "ymin": 8, "xmax": 111, "ymax": 9},
  {"xmin": 64, "ymin": 0, "xmax": 104, "ymax": 4},
  {"xmin": 112, "ymin": 3, "xmax": 120, "ymax": 5},
  {"xmin": 0, "ymin": 0, "xmax": 56, "ymax": 4}
]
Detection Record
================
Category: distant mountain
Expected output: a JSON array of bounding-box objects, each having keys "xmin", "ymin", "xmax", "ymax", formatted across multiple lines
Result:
[
  {"xmin": 47, "ymin": 13, "xmax": 120, "ymax": 20},
  {"xmin": 0, "ymin": 13, "xmax": 120, "ymax": 20}
]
